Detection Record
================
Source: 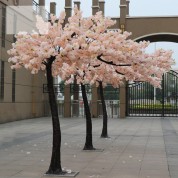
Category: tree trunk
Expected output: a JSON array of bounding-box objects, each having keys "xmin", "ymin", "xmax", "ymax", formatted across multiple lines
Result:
[
  {"xmin": 81, "ymin": 84, "xmax": 95, "ymax": 150},
  {"xmin": 45, "ymin": 58, "xmax": 63, "ymax": 175},
  {"xmin": 99, "ymin": 81, "xmax": 109, "ymax": 138}
]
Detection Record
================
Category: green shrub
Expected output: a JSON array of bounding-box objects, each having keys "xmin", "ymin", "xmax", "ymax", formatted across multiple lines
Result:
[{"xmin": 130, "ymin": 103, "xmax": 175, "ymax": 109}]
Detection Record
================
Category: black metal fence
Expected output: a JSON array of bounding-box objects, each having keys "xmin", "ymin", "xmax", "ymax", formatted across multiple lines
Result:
[
  {"xmin": 127, "ymin": 70, "xmax": 178, "ymax": 117},
  {"xmin": 43, "ymin": 84, "xmax": 120, "ymax": 117}
]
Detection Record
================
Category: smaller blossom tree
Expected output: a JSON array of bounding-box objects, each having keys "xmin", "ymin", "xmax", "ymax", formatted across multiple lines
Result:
[{"xmin": 61, "ymin": 24, "xmax": 174, "ymax": 142}]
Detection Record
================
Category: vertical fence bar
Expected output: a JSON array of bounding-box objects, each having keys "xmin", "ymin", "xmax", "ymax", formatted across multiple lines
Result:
[
  {"xmin": 126, "ymin": 84, "xmax": 128, "ymax": 116},
  {"xmin": 176, "ymin": 72, "xmax": 177, "ymax": 115},
  {"xmin": 162, "ymin": 74, "xmax": 165, "ymax": 117}
]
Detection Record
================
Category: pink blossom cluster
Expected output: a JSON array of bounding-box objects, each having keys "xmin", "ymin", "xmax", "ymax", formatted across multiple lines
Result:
[{"xmin": 8, "ymin": 6, "xmax": 174, "ymax": 88}]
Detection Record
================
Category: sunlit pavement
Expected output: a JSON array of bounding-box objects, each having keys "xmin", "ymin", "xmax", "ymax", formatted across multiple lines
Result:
[{"xmin": 0, "ymin": 116, "xmax": 178, "ymax": 178}]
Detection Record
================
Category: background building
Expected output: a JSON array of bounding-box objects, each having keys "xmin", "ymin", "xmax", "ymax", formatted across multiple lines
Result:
[
  {"xmin": 0, "ymin": 0, "xmax": 49, "ymax": 123},
  {"xmin": 1, "ymin": 0, "xmax": 178, "ymax": 122}
]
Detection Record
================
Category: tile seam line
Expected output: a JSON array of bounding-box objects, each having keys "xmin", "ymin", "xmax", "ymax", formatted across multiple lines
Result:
[
  {"xmin": 138, "ymin": 117, "xmax": 154, "ymax": 178},
  {"xmin": 109, "ymin": 118, "xmax": 146, "ymax": 176}
]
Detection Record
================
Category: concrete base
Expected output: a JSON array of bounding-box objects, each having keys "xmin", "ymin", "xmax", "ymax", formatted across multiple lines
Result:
[
  {"xmin": 44, "ymin": 171, "xmax": 79, "ymax": 177},
  {"xmin": 82, "ymin": 148, "xmax": 104, "ymax": 152}
]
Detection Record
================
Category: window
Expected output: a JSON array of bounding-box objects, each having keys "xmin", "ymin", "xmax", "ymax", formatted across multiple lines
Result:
[
  {"xmin": 12, "ymin": 69, "xmax": 16, "ymax": 102},
  {"xmin": 0, "ymin": 61, "xmax": 5, "ymax": 101},
  {"xmin": 1, "ymin": 6, "xmax": 6, "ymax": 47}
]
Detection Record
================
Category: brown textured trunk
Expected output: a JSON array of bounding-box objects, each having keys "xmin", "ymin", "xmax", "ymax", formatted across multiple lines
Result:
[
  {"xmin": 99, "ymin": 81, "xmax": 109, "ymax": 138},
  {"xmin": 81, "ymin": 84, "xmax": 95, "ymax": 150},
  {"xmin": 46, "ymin": 57, "xmax": 63, "ymax": 174}
]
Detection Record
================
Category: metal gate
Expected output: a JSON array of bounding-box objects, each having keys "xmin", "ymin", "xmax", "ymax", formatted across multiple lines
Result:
[{"xmin": 127, "ymin": 70, "xmax": 178, "ymax": 117}]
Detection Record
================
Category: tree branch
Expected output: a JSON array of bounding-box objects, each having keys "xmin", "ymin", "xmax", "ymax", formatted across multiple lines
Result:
[
  {"xmin": 42, "ymin": 61, "xmax": 47, "ymax": 65},
  {"xmin": 115, "ymin": 70, "xmax": 125, "ymax": 75},
  {"xmin": 46, "ymin": 56, "xmax": 56, "ymax": 66},
  {"xmin": 93, "ymin": 64, "xmax": 100, "ymax": 68},
  {"xmin": 97, "ymin": 55, "xmax": 131, "ymax": 67}
]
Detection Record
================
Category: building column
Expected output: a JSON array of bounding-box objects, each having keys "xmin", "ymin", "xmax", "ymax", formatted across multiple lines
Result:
[
  {"xmin": 50, "ymin": 2, "xmax": 56, "ymax": 15},
  {"xmin": 65, "ymin": 0, "xmax": 72, "ymax": 23},
  {"xmin": 91, "ymin": 85, "xmax": 100, "ymax": 118},
  {"xmin": 99, "ymin": 0, "xmax": 105, "ymax": 15},
  {"xmin": 39, "ymin": 0, "xmax": 45, "ymax": 18},
  {"xmin": 72, "ymin": 77, "xmax": 79, "ymax": 117},
  {"xmin": 74, "ymin": 1, "xmax": 81, "ymax": 10},
  {"xmin": 64, "ymin": 85, "xmax": 71, "ymax": 117},
  {"xmin": 119, "ymin": 0, "xmax": 127, "ymax": 118},
  {"xmin": 63, "ymin": 0, "xmax": 72, "ymax": 118},
  {"xmin": 92, "ymin": 0, "xmax": 99, "ymax": 15},
  {"xmin": 69, "ymin": 0, "xmax": 80, "ymax": 118},
  {"xmin": 39, "ymin": 0, "xmax": 45, "ymax": 6},
  {"xmin": 91, "ymin": 0, "xmax": 100, "ymax": 118},
  {"xmin": 126, "ymin": 0, "xmax": 130, "ymax": 16},
  {"xmin": 31, "ymin": 75, "xmax": 36, "ymax": 117},
  {"xmin": 120, "ymin": 80, "xmax": 126, "ymax": 118},
  {"xmin": 120, "ymin": 0, "xmax": 127, "ymax": 32}
]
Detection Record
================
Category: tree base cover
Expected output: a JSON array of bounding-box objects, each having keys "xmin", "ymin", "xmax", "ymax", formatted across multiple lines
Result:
[
  {"xmin": 83, "ymin": 146, "xmax": 96, "ymax": 150},
  {"xmin": 45, "ymin": 171, "xmax": 79, "ymax": 177},
  {"xmin": 100, "ymin": 135, "xmax": 110, "ymax": 138},
  {"xmin": 83, "ymin": 148, "xmax": 104, "ymax": 152}
]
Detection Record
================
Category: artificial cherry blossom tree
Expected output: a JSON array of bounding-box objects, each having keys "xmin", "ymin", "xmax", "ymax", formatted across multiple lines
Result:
[
  {"xmin": 8, "ymin": 6, "xmax": 174, "ymax": 174},
  {"xmin": 93, "ymin": 46, "xmax": 174, "ymax": 138},
  {"xmin": 7, "ymin": 10, "xmax": 80, "ymax": 175},
  {"xmin": 60, "ymin": 63, "xmax": 97, "ymax": 150}
]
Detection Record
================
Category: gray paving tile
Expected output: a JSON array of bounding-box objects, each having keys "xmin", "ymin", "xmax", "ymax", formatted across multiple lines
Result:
[{"xmin": 0, "ymin": 117, "xmax": 176, "ymax": 178}]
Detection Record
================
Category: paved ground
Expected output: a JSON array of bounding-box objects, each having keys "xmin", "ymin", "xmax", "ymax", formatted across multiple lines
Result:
[{"xmin": 0, "ymin": 117, "xmax": 178, "ymax": 178}]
